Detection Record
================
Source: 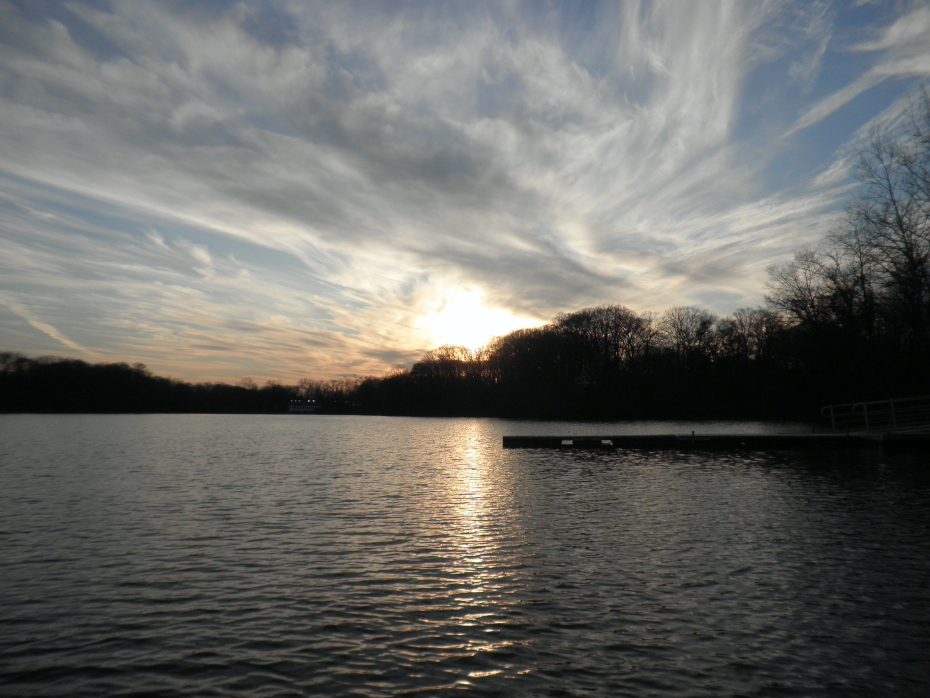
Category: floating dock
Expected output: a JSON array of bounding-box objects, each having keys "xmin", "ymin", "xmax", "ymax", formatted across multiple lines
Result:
[{"xmin": 502, "ymin": 433, "xmax": 930, "ymax": 451}]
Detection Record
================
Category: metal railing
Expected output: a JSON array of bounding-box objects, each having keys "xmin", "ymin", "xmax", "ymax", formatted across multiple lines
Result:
[{"xmin": 821, "ymin": 395, "xmax": 930, "ymax": 433}]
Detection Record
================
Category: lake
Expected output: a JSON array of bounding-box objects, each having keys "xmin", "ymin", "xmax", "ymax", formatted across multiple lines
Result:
[{"xmin": 1, "ymin": 414, "xmax": 928, "ymax": 696}]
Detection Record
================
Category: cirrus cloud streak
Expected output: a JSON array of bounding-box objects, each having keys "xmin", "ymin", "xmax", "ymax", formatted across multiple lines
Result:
[{"xmin": 1, "ymin": 0, "xmax": 928, "ymax": 381}]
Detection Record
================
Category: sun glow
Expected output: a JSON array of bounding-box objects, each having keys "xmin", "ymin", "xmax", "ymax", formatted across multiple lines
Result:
[{"xmin": 421, "ymin": 288, "xmax": 538, "ymax": 352}]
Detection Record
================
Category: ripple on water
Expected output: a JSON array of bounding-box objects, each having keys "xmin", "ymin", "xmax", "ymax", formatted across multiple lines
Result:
[{"xmin": 0, "ymin": 414, "xmax": 929, "ymax": 696}]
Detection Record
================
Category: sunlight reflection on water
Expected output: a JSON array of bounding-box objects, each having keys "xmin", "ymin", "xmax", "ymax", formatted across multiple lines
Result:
[{"xmin": 0, "ymin": 414, "xmax": 928, "ymax": 697}]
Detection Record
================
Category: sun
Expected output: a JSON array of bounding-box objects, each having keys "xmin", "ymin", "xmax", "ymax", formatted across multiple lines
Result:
[{"xmin": 422, "ymin": 288, "xmax": 537, "ymax": 351}]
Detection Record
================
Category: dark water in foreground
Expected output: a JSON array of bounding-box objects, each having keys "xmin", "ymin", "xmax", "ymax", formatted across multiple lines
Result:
[{"xmin": 1, "ymin": 415, "xmax": 928, "ymax": 697}]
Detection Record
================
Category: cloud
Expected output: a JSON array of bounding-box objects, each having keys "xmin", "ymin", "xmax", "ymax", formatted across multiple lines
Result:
[
  {"xmin": 0, "ymin": 293, "xmax": 92, "ymax": 355},
  {"xmin": 0, "ymin": 0, "xmax": 926, "ymax": 380},
  {"xmin": 851, "ymin": 5, "xmax": 930, "ymax": 52},
  {"xmin": 785, "ymin": 2, "xmax": 834, "ymax": 91},
  {"xmin": 786, "ymin": 4, "xmax": 930, "ymax": 136}
]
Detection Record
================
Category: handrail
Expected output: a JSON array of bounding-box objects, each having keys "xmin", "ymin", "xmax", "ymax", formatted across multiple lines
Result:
[{"xmin": 821, "ymin": 395, "xmax": 930, "ymax": 433}]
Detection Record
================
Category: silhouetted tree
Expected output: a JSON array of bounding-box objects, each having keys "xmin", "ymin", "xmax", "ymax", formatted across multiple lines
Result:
[
  {"xmin": 657, "ymin": 306, "xmax": 718, "ymax": 360},
  {"xmin": 13, "ymin": 93, "xmax": 930, "ymax": 427}
]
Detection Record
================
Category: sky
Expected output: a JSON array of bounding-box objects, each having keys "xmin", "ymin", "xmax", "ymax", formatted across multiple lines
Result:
[{"xmin": 2, "ymin": 0, "xmax": 930, "ymax": 384}]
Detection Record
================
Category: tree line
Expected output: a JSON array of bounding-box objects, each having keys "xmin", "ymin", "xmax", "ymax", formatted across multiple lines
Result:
[
  {"xmin": 3, "ymin": 91, "xmax": 929, "ymax": 420},
  {"xmin": 346, "ymin": 90, "xmax": 930, "ymax": 419},
  {"xmin": 0, "ymin": 354, "xmax": 300, "ymax": 413},
  {"xmin": 348, "ymin": 89, "xmax": 930, "ymax": 420}
]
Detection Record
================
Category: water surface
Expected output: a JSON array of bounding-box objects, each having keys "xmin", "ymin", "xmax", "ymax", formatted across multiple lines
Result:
[{"xmin": 1, "ymin": 415, "xmax": 928, "ymax": 696}]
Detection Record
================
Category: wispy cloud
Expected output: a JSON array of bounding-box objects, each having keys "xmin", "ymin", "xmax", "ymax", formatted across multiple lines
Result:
[
  {"xmin": 0, "ymin": 0, "xmax": 927, "ymax": 381},
  {"xmin": 786, "ymin": 4, "xmax": 930, "ymax": 136},
  {"xmin": 0, "ymin": 293, "xmax": 92, "ymax": 356}
]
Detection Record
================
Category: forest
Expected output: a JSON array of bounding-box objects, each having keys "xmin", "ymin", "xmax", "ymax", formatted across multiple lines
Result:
[{"xmin": 3, "ymin": 93, "xmax": 929, "ymax": 421}]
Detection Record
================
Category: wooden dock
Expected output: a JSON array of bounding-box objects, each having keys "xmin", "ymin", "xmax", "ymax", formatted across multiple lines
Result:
[{"xmin": 502, "ymin": 433, "xmax": 930, "ymax": 451}]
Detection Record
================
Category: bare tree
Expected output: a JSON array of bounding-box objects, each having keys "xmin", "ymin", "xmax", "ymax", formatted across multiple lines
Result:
[
  {"xmin": 657, "ymin": 306, "xmax": 718, "ymax": 359},
  {"xmin": 765, "ymin": 248, "xmax": 831, "ymax": 326},
  {"xmin": 716, "ymin": 308, "xmax": 783, "ymax": 362},
  {"xmin": 411, "ymin": 345, "xmax": 474, "ymax": 380},
  {"xmin": 555, "ymin": 304, "xmax": 648, "ymax": 370},
  {"xmin": 900, "ymin": 86, "xmax": 930, "ymax": 231},
  {"xmin": 297, "ymin": 377, "xmax": 315, "ymax": 399},
  {"xmin": 851, "ymin": 134, "xmax": 928, "ymax": 324},
  {"xmin": 840, "ymin": 93, "xmax": 930, "ymax": 346}
]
